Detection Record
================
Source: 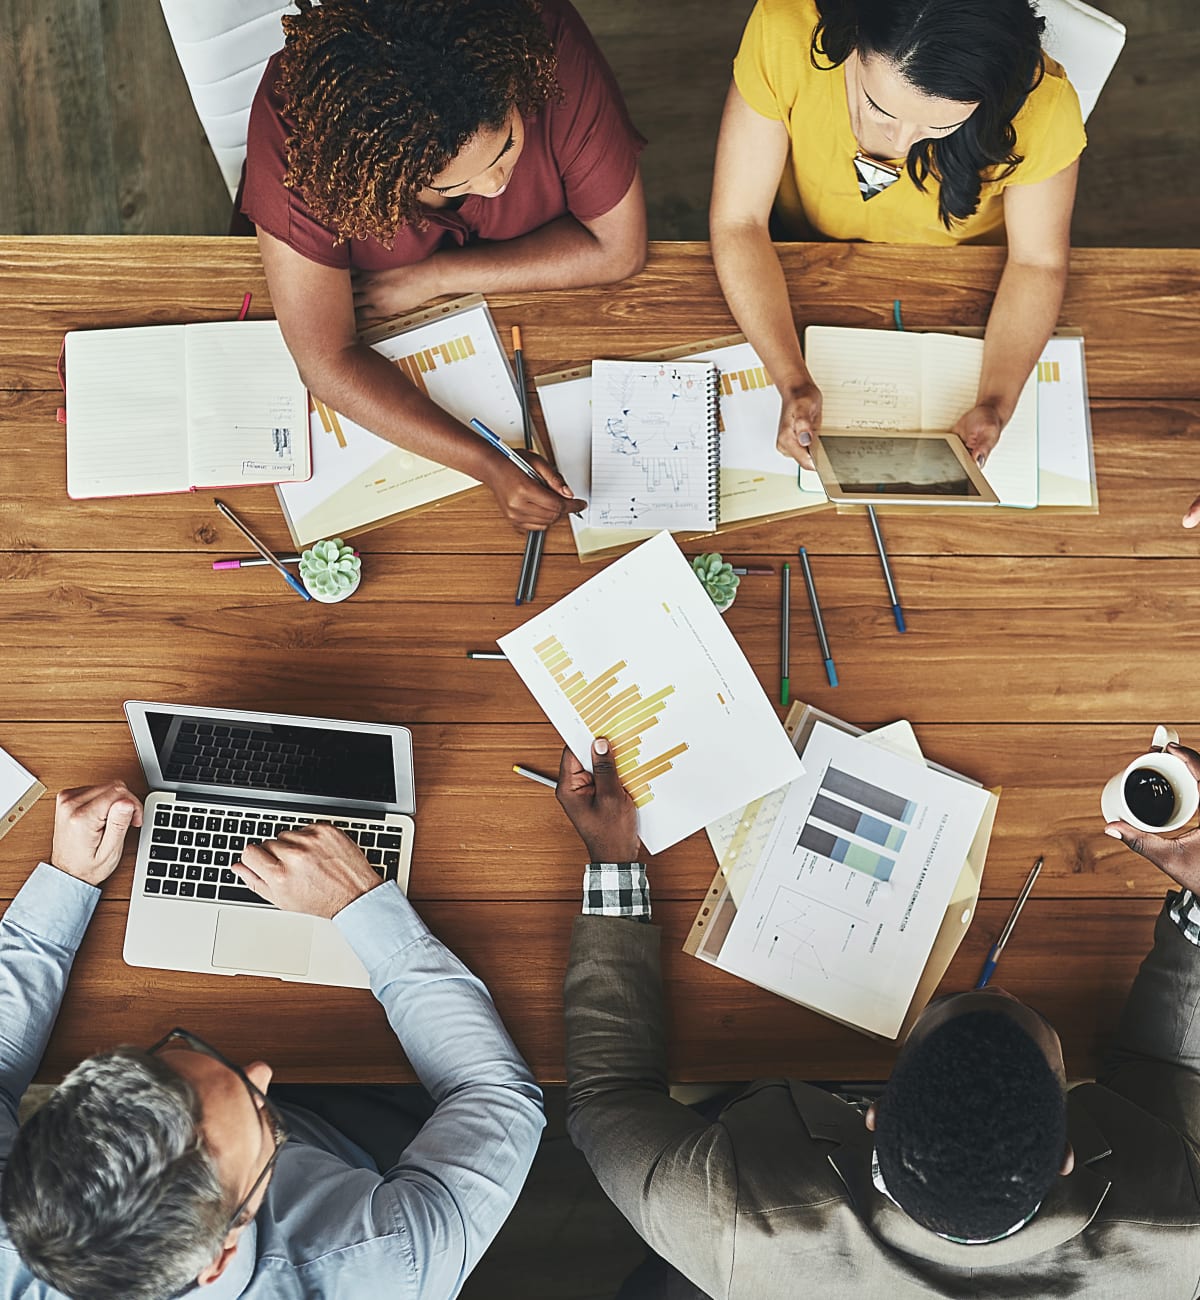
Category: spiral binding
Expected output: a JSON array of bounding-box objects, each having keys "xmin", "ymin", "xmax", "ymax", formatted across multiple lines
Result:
[{"xmin": 706, "ymin": 364, "xmax": 721, "ymax": 527}]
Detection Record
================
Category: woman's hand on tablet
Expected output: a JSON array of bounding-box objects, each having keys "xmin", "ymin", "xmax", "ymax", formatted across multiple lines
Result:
[
  {"xmin": 954, "ymin": 402, "xmax": 1004, "ymax": 468},
  {"xmin": 776, "ymin": 380, "xmax": 823, "ymax": 470}
]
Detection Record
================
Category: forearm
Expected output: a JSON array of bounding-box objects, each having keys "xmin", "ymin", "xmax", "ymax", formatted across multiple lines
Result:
[
  {"xmin": 429, "ymin": 213, "xmax": 644, "ymax": 296},
  {"xmin": 0, "ymin": 864, "xmax": 98, "ymax": 1123},
  {"xmin": 299, "ymin": 338, "xmax": 502, "ymax": 483},
  {"xmin": 711, "ymin": 219, "xmax": 811, "ymax": 396},
  {"xmin": 978, "ymin": 256, "xmax": 1067, "ymax": 424}
]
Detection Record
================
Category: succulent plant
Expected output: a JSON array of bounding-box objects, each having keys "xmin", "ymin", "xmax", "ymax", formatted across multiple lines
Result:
[
  {"xmin": 299, "ymin": 538, "xmax": 361, "ymax": 597},
  {"xmin": 692, "ymin": 552, "xmax": 739, "ymax": 608}
]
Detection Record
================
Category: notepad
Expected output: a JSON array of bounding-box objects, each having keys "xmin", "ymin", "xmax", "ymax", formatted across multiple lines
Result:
[
  {"xmin": 64, "ymin": 320, "xmax": 309, "ymax": 500},
  {"xmin": 535, "ymin": 335, "xmax": 830, "ymax": 561},
  {"xmin": 589, "ymin": 359, "xmax": 720, "ymax": 530},
  {"xmin": 804, "ymin": 326, "xmax": 1039, "ymax": 508}
]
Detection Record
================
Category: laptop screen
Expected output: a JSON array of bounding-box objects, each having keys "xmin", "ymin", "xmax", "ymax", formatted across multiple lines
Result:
[{"xmin": 133, "ymin": 706, "xmax": 407, "ymax": 810}]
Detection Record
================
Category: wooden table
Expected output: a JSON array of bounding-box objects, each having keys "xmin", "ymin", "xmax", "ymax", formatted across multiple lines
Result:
[{"xmin": 1, "ymin": 237, "xmax": 1198, "ymax": 1083}]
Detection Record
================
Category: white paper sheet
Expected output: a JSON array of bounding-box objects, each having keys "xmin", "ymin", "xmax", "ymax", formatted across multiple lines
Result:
[
  {"xmin": 499, "ymin": 532, "xmax": 804, "ymax": 854},
  {"xmin": 65, "ymin": 325, "xmax": 191, "ymax": 498},
  {"xmin": 1036, "ymin": 336, "xmax": 1095, "ymax": 507},
  {"xmin": 715, "ymin": 721, "xmax": 991, "ymax": 1038},
  {"xmin": 185, "ymin": 320, "xmax": 309, "ymax": 487}
]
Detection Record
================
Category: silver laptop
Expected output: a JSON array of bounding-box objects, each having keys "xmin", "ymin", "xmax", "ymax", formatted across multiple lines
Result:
[{"xmin": 123, "ymin": 701, "xmax": 415, "ymax": 988}]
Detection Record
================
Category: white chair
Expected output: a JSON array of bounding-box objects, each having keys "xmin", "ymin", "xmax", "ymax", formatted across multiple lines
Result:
[
  {"xmin": 1038, "ymin": 0, "xmax": 1126, "ymax": 122},
  {"xmin": 159, "ymin": 0, "xmax": 294, "ymax": 200}
]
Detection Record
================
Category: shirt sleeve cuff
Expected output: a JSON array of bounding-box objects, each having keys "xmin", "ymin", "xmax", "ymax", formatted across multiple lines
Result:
[
  {"xmin": 583, "ymin": 863, "xmax": 651, "ymax": 921},
  {"xmin": 5, "ymin": 863, "xmax": 101, "ymax": 951},
  {"xmin": 1167, "ymin": 889, "xmax": 1200, "ymax": 946},
  {"xmin": 332, "ymin": 881, "xmax": 430, "ymax": 972}
]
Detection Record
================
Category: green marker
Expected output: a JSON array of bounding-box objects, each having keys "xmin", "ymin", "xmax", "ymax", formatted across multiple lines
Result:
[{"xmin": 780, "ymin": 562, "xmax": 791, "ymax": 707}]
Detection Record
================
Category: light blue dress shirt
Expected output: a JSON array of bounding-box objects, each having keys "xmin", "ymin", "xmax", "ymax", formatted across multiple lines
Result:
[{"xmin": 0, "ymin": 863, "xmax": 544, "ymax": 1299}]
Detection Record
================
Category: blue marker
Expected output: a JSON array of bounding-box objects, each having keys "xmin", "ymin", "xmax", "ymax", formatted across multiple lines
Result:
[
  {"xmin": 976, "ymin": 858, "xmax": 1043, "ymax": 988},
  {"xmin": 867, "ymin": 505, "xmax": 906, "ymax": 633},
  {"xmin": 469, "ymin": 418, "xmax": 543, "ymax": 484},
  {"xmin": 798, "ymin": 547, "xmax": 838, "ymax": 688}
]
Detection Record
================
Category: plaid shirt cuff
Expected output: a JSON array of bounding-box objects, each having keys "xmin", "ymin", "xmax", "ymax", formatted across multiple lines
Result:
[
  {"xmin": 583, "ymin": 863, "xmax": 651, "ymax": 921},
  {"xmin": 1169, "ymin": 889, "xmax": 1200, "ymax": 946}
]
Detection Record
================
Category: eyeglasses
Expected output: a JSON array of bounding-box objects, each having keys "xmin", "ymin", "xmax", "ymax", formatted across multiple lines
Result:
[{"xmin": 148, "ymin": 1027, "xmax": 288, "ymax": 1232}]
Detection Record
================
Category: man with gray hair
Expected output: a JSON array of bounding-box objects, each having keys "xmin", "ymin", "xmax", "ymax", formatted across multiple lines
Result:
[{"xmin": 0, "ymin": 780, "xmax": 544, "ymax": 1299}]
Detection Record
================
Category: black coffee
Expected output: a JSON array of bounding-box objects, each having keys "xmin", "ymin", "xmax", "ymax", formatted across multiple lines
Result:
[{"xmin": 1124, "ymin": 768, "xmax": 1176, "ymax": 826}]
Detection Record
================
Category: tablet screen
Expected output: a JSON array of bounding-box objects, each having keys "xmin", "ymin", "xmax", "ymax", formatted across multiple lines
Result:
[{"xmin": 822, "ymin": 435, "xmax": 981, "ymax": 497}]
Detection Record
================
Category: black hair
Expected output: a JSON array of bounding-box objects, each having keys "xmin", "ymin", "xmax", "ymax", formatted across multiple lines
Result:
[
  {"xmin": 874, "ymin": 1009, "xmax": 1067, "ymax": 1239},
  {"xmin": 812, "ymin": 0, "xmax": 1046, "ymax": 228}
]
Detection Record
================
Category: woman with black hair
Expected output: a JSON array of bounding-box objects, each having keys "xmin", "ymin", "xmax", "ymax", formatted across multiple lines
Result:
[{"xmin": 710, "ymin": 0, "xmax": 1085, "ymax": 470}]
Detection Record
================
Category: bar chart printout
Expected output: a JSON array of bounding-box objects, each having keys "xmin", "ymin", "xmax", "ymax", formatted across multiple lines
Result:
[
  {"xmin": 533, "ymin": 635, "xmax": 686, "ymax": 808},
  {"xmin": 394, "ymin": 334, "xmax": 476, "ymax": 397},
  {"xmin": 796, "ymin": 767, "xmax": 916, "ymax": 882}
]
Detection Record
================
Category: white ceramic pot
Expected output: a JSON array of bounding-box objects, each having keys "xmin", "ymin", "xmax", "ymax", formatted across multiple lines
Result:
[{"xmin": 303, "ymin": 570, "xmax": 361, "ymax": 604}]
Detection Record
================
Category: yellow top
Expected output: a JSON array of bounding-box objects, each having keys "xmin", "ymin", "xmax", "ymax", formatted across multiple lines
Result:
[{"xmin": 732, "ymin": 0, "xmax": 1087, "ymax": 245}]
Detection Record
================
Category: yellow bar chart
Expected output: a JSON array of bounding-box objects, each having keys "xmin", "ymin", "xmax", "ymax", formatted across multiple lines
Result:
[
  {"xmin": 393, "ymin": 334, "xmax": 477, "ymax": 397},
  {"xmin": 534, "ymin": 634, "xmax": 688, "ymax": 808}
]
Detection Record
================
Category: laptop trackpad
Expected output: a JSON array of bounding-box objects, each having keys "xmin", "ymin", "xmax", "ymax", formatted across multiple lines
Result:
[{"xmin": 213, "ymin": 909, "xmax": 312, "ymax": 977}]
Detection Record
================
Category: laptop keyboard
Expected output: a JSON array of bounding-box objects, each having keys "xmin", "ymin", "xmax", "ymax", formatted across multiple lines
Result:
[
  {"xmin": 162, "ymin": 720, "xmax": 330, "ymax": 788},
  {"xmin": 143, "ymin": 801, "xmax": 403, "ymax": 907}
]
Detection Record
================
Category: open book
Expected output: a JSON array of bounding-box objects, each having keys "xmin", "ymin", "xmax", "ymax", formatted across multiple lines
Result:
[
  {"xmin": 65, "ymin": 320, "xmax": 309, "ymax": 499},
  {"xmin": 804, "ymin": 326, "xmax": 1039, "ymax": 508}
]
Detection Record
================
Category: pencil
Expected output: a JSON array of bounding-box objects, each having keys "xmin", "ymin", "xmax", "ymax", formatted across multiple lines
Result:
[
  {"xmin": 975, "ymin": 857, "xmax": 1044, "ymax": 988},
  {"xmin": 510, "ymin": 328, "xmax": 546, "ymax": 604},
  {"xmin": 798, "ymin": 547, "xmax": 838, "ymax": 687},
  {"xmin": 866, "ymin": 505, "xmax": 906, "ymax": 632},
  {"xmin": 212, "ymin": 499, "xmax": 310, "ymax": 602},
  {"xmin": 512, "ymin": 326, "xmax": 533, "ymax": 452},
  {"xmin": 466, "ymin": 651, "xmax": 508, "ymax": 660},
  {"xmin": 513, "ymin": 763, "xmax": 557, "ymax": 790},
  {"xmin": 780, "ymin": 563, "xmax": 790, "ymax": 707}
]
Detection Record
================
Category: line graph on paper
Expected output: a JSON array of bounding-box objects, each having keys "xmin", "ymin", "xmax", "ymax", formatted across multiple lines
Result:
[{"xmin": 754, "ymin": 887, "xmax": 863, "ymax": 983}]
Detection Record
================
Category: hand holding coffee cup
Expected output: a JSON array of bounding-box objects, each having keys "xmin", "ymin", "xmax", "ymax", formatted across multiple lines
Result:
[{"xmin": 1105, "ymin": 732, "xmax": 1200, "ymax": 893}]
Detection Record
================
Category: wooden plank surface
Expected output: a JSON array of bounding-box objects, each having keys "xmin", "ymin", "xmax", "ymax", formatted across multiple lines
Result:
[
  {"xmin": 2, "ymin": 236, "xmax": 1197, "ymax": 1084},
  {"xmin": 1, "ymin": 240, "xmax": 1198, "ymax": 398}
]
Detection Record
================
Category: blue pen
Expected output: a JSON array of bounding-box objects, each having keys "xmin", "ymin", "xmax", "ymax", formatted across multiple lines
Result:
[
  {"xmin": 975, "ymin": 857, "xmax": 1043, "ymax": 988},
  {"xmin": 213, "ymin": 499, "xmax": 311, "ymax": 602},
  {"xmin": 797, "ymin": 547, "xmax": 838, "ymax": 687},
  {"xmin": 866, "ymin": 505, "xmax": 906, "ymax": 633},
  {"xmin": 469, "ymin": 418, "xmax": 543, "ymax": 484}
]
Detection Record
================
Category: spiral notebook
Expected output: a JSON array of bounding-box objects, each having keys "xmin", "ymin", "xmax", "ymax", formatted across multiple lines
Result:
[{"xmin": 589, "ymin": 359, "xmax": 720, "ymax": 530}]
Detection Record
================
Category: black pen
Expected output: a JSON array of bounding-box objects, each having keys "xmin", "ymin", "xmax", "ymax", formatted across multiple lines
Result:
[
  {"xmin": 798, "ymin": 546, "xmax": 837, "ymax": 687},
  {"xmin": 867, "ymin": 505, "xmax": 906, "ymax": 632}
]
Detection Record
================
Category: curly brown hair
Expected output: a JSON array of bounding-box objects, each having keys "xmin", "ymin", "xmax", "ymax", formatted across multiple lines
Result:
[{"xmin": 278, "ymin": 0, "xmax": 560, "ymax": 243}]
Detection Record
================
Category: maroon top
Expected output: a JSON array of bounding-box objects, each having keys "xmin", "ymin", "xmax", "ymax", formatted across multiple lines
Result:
[{"xmin": 240, "ymin": 0, "xmax": 645, "ymax": 270}]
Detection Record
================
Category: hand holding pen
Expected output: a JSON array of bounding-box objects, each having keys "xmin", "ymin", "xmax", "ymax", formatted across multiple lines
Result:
[{"xmin": 470, "ymin": 418, "xmax": 584, "ymax": 534}]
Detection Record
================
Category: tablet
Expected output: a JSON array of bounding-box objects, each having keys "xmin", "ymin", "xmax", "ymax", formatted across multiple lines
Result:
[{"xmin": 810, "ymin": 429, "xmax": 999, "ymax": 506}]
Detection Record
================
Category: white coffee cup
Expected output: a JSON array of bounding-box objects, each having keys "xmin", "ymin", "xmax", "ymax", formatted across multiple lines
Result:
[{"xmin": 1101, "ymin": 726, "xmax": 1199, "ymax": 833}]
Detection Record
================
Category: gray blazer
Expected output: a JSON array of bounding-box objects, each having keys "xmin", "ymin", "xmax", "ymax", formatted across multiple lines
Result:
[{"xmin": 565, "ymin": 902, "xmax": 1200, "ymax": 1298}]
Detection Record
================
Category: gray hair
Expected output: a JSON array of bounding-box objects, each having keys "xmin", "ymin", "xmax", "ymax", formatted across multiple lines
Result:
[{"xmin": 0, "ymin": 1048, "xmax": 232, "ymax": 1300}]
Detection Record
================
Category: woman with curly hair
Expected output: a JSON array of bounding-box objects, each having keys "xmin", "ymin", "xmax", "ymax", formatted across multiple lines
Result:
[
  {"xmin": 241, "ymin": 0, "xmax": 647, "ymax": 532},
  {"xmin": 709, "ymin": 0, "xmax": 1085, "ymax": 472}
]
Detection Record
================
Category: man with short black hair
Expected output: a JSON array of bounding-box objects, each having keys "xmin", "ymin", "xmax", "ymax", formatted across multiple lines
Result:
[
  {"xmin": 557, "ymin": 737, "xmax": 1200, "ymax": 1297},
  {"xmin": 0, "ymin": 781, "xmax": 544, "ymax": 1300}
]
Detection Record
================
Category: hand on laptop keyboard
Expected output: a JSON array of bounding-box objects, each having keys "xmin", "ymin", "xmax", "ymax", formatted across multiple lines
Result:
[{"xmin": 233, "ymin": 823, "xmax": 385, "ymax": 919}]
